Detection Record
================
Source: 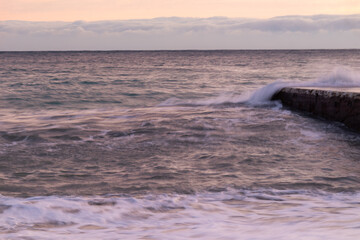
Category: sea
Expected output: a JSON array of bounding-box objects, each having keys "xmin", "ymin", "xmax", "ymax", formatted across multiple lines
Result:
[{"xmin": 0, "ymin": 50, "xmax": 360, "ymax": 240}]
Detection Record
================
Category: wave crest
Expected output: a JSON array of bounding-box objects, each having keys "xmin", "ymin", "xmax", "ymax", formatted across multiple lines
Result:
[
  {"xmin": 158, "ymin": 68, "xmax": 360, "ymax": 107},
  {"xmin": 1, "ymin": 189, "xmax": 359, "ymax": 240},
  {"xmin": 246, "ymin": 67, "xmax": 360, "ymax": 105},
  {"xmin": 158, "ymin": 92, "xmax": 250, "ymax": 107}
]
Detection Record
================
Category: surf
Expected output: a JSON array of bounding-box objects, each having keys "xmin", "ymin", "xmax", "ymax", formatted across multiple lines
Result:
[{"xmin": 159, "ymin": 67, "xmax": 360, "ymax": 107}]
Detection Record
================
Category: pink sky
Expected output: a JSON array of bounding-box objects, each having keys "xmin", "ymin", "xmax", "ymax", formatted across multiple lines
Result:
[{"xmin": 1, "ymin": 0, "xmax": 359, "ymax": 21}]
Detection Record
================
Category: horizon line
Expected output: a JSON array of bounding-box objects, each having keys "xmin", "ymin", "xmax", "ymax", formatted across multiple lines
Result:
[{"xmin": 1, "ymin": 48, "xmax": 359, "ymax": 53}]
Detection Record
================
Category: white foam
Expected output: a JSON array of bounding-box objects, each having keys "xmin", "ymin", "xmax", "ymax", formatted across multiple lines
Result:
[
  {"xmin": 300, "ymin": 129, "xmax": 324, "ymax": 140},
  {"xmin": 246, "ymin": 80, "xmax": 294, "ymax": 105},
  {"xmin": 159, "ymin": 68, "xmax": 360, "ymax": 108},
  {"xmin": 1, "ymin": 189, "xmax": 360, "ymax": 240},
  {"xmin": 158, "ymin": 92, "xmax": 250, "ymax": 107},
  {"xmin": 247, "ymin": 67, "xmax": 360, "ymax": 105}
]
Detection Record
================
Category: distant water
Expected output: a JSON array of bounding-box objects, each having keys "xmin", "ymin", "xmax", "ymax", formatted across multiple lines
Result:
[{"xmin": 1, "ymin": 50, "xmax": 360, "ymax": 239}]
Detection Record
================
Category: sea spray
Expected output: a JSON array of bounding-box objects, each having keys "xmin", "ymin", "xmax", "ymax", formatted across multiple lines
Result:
[
  {"xmin": 310, "ymin": 67, "xmax": 360, "ymax": 87},
  {"xmin": 246, "ymin": 80, "xmax": 292, "ymax": 104},
  {"xmin": 159, "ymin": 68, "xmax": 360, "ymax": 107},
  {"xmin": 247, "ymin": 67, "xmax": 360, "ymax": 104}
]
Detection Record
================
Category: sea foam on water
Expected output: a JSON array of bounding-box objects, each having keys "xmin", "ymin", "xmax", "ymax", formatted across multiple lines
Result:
[
  {"xmin": 1, "ymin": 189, "xmax": 360, "ymax": 240},
  {"xmin": 1, "ymin": 51, "xmax": 360, "ymax": 239}
]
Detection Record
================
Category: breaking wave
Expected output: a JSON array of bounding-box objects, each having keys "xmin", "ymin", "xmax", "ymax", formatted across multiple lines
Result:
[
  {"xmin": 1, "ymin": 189, "xmax": 359, "ymax": 240},
  {"xmin": 159, "ymin": 68, "xmax": 360, "ymax": 107},
  {"xmin": 248, "ymin": 67, "xmax": 360, "ymax": 104}
]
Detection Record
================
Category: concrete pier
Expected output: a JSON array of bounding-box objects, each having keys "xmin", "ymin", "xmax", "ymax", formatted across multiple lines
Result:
[{"xmin": 272, "ymin": 87, "xmax": 360, "ymax": 131}]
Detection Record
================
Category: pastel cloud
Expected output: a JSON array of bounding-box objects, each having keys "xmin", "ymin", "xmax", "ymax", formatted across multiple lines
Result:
[
  {"xmin": 1, "ymin": 15, "xmax": 359, "ymax": 50},
  {"xmin": 1, "ymin": 0, "xmax": 359, "ymax": 21}
]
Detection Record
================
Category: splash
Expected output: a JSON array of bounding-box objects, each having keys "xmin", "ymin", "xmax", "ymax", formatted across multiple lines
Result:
[
  {"xmin": 248, "ymin": 67, "xmax": 360, "ymax": 105},
  {"xmin": 246, "ymin": 80, "xmax": 293, "ymax": 105},
  {"xmin": 158, "ymin": 68, "xmax": 360, "ymax": 107},
  {"xmin": 310, "ymin": 67, "xmax": 360, "ymax": 87}
]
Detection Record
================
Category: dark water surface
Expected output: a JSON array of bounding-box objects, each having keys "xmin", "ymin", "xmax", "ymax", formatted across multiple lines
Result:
[{"xmin": 1, "ymin": 50, "xmax": 360, "ymax": 239}]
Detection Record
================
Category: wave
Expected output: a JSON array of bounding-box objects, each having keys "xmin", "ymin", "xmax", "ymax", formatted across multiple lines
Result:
[
  {"xmin": 158, "ymin": 92, "xmax": 250, "ymax": 107},
  {"xmin": 1, "ymin": 189, "xmax": 359, "ymax": 240},
  {"xmin": 159, "ymin": 68, "xmax": 360, "ymax": 107},
  {"xmin": 248, "ymin": 67, "xmax": 360, "ymax": 104}
]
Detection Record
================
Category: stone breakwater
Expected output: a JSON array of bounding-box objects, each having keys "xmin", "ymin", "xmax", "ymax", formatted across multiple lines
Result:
[{"xmin": 272, "ymin": 87, "xmax": 360, "ymax": 131}]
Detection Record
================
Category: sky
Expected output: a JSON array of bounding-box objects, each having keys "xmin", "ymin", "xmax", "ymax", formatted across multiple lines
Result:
[
  {"xmin": 0, "ymin": 0, "xmax": 359, "ymax": 50},
  {"xmin": 1, "ymin": 0, "xmax": 360, "ymax": 21}
]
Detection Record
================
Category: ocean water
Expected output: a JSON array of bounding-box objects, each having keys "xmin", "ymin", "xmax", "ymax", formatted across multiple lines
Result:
[{"xmin": 1, "ymin": 50, "xmax": 360, "ymax": 239}]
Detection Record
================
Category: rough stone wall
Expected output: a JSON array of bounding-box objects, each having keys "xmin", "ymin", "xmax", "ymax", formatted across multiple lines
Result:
[{"xmin": 272, "ymin": 87, "xmax": 360, "ymax": 131}]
